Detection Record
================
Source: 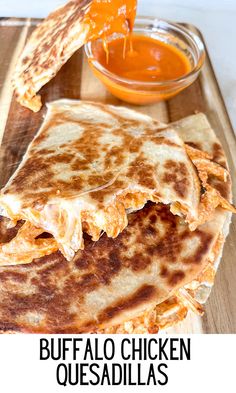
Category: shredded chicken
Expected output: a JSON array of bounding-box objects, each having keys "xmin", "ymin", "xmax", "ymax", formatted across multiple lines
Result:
[
  {"xmin": 0, "ymin": 144, "xmax": 235, "ymax": 266},
  {"xmin": 190, "ymin": 184, "xmax": 236, "ymax": 230},
  {"xmin": 0, "ymin": 221, "xmax": 58, "ymax": 265},
  {"xmin": 176, "ymin": 288, "xmax": 204, "ymax": 315},
  {"xmin": 185, "ymin": 144, "xmax": 228, "ymax": 184},
  {"xmin": 185, "ymin": 144, "xmax": 236, "ymax": 230}
]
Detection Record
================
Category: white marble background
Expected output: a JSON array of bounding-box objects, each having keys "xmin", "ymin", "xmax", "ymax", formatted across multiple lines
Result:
[{"xmin": 0, "ymin": 0, "xmax": 236, "ymax": 133}]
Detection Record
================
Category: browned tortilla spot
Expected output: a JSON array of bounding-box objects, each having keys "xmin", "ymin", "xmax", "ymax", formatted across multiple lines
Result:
[
  {"xmin": 168, "ymin": 270, "xmax": 185, "ymax": 286},
  {"xmin": 97, "ymin": 284, "xmax": 157, "ymax": 323},
  {"xmin": 162, "ymin": 160, "xmax": 190, "ymax": 198}
]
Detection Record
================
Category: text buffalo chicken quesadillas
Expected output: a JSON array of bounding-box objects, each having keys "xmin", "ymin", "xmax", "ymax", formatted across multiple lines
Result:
[{"xmin": 0, "ymin": 102, "xmax": 235, "ymax": 333}]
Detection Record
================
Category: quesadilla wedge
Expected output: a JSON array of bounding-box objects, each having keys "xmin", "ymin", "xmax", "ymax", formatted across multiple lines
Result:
[
  {"xmin": 0, "ymin": 101, "xmax": 235, "ymax": 265},
  {"xmin": 101, "ymin": 113, "xmax": 234, "ymax": 333},
  {"xmin": 12, "ymin": 0, "xmax": 137, "ymax": 112},
  {"xmin": 170, "ymin": 113, "xmax": 233, "ymax": 303},
  {"xmin": 0, "ymin": 100, "xmax": 203, "ymax": 263},
  {"xmin": 0, "ymin": 112, "xmax": 233, "ymax": 333},
  {"xmin": 0, "ymin": 202, "xmax": 225, "ymax": 333}
]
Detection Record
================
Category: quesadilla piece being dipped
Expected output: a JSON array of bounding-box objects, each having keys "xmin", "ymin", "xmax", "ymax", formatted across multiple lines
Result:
[
  {"xmin": 12, "ymin": 0, "xmax": 137, "ymax": 112},
  {"xmin": 0, "ymin": 100, "xmax": 202, "ymax": 263}
]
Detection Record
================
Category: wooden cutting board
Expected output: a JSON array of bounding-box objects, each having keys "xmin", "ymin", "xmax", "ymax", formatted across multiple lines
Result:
[{"xmin": 0, "ymin": 17, "xmax": 235, "ymax": 334}]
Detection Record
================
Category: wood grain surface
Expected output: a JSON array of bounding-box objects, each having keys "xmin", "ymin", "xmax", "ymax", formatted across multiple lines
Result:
[{"xmin": 0, "ymin": 18, "xmax": 235, "ymax": 333}]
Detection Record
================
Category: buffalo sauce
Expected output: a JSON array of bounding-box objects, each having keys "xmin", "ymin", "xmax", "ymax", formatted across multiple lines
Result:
[
  {"xmin": 85, "ymin": 0, "xmax": 137, "ymax": 41},
  {"xmin": 93, "ymin": 35, "xmax": 191, "ymax": 82},
  {"xmin": 84, "ymin": 1, "xmax": 193, "ymax": 104}
]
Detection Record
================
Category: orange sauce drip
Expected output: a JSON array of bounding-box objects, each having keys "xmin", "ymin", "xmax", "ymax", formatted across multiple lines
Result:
[
  {"xmin": 93, "ymin": 34, "xmax": 192, "ymax": 82},
  {"xmin": 85, "ymin": 0, "xmax": 137, "ymax": 41}
]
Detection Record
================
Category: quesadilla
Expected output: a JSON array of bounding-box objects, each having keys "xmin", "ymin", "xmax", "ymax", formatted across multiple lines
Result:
[
  {"xmin": 0, "ymin": 100, "xmax": 204, "ymax": 263},
  {"xmin": 0, "ymin": 113, "xmax": 232, "ymax": 333},
  {"xmin": 0, "ymin": 201, "xmax": 226, "ymax": 333},
  {"xmin": 12, "ymin": 0, "xmax": 137, "ymax": 112}
]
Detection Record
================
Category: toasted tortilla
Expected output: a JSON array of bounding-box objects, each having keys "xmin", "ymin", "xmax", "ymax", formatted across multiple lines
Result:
[
  {"xmin": 0, "ymin": 201, "xmax": 226, "ymax": 333},
  {"xmin": 101, "ymin": 114, "xmax": 233, "ymax": 333},
  {"xmin": 0, "ymin": 100, "xmax": 201, "ymax": 262},
  {"xmin": 171, "ymin": 113, "xmax": 232, "ymax": 304},
  {"xmin": 12, "ymin": 0, "xmax": 137, "ymax": 111},
  {"xmin": 0, "ymin": 113, "xmax": 232, "ymax": 333}
]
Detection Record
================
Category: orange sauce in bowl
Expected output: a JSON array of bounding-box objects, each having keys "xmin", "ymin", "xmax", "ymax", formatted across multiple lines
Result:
[{"xmin": 93, "ymin": 35, "xmax": 191, "ymax": 83}]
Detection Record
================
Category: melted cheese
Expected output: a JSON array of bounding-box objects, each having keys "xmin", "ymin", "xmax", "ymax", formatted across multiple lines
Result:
[{"xmin": 1, "ymin": 178, "xmax": 234, "ymax": 264}]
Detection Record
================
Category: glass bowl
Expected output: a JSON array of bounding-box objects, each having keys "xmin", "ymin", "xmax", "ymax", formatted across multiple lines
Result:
[{"xmin": 84, "ymin": 17, "xmax": 205, "ymax": 105}]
